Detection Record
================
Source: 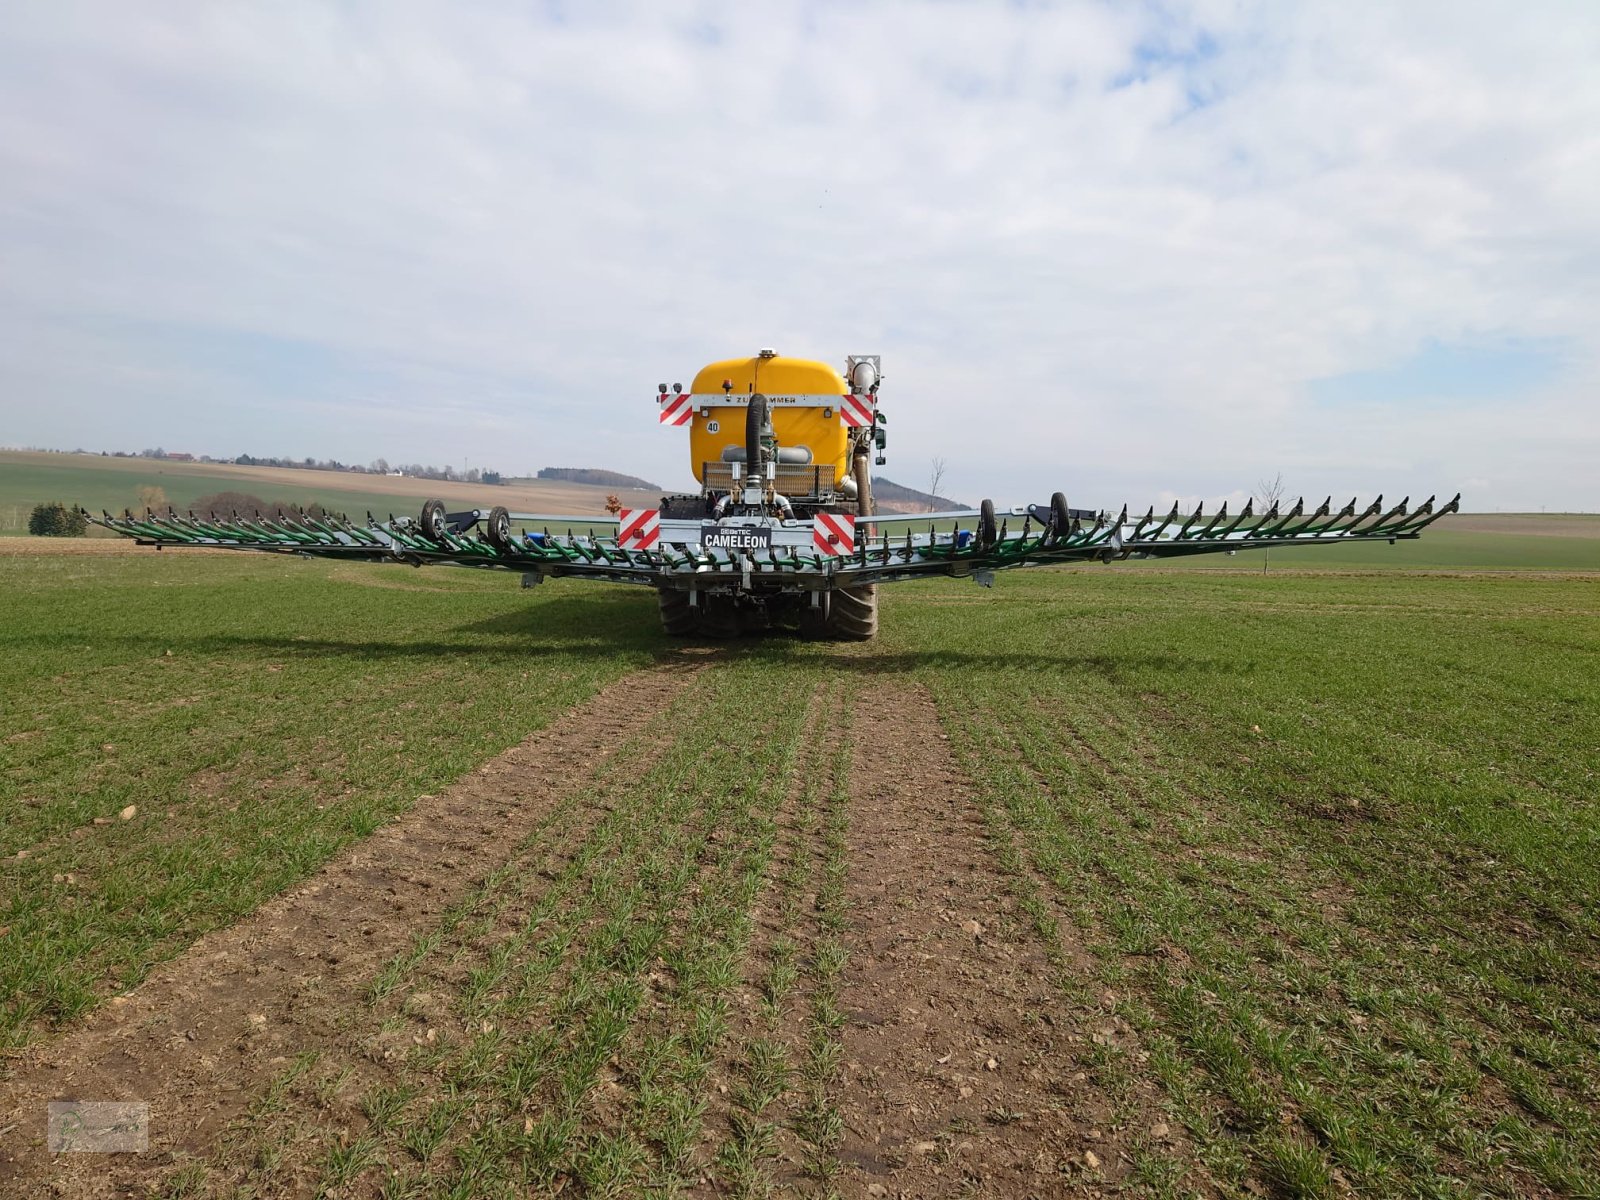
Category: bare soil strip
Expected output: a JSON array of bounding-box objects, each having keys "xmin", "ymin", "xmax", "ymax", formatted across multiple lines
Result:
[
  {"xmin": 837, "ymin": 681, "xmax": 1161, "ymax": 1197},
  {"xmin": 0, "ymin": 659, "xmax": 703, "ymax": 1193}
]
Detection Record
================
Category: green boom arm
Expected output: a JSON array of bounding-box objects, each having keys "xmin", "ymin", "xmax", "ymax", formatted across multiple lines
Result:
[{"xmin": 84, "ymin": 491, "xmax": 1460, "ymax": 591}]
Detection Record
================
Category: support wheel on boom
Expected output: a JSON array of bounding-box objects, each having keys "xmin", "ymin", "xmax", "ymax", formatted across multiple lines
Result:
[
  {"xmin": 977, "ymin": 498, "xmax": 998, "ymax": 550},
  {"xmin": 1049, "ymin": 492, "xmax": 1071, "ymax": 540},
  {"xmin": 485, "ymin": 506, "xmax": 513, "ymax": 552},
  {"xmin": 420, "ymin": 499, "xmax": 448, "ymax": 543}
]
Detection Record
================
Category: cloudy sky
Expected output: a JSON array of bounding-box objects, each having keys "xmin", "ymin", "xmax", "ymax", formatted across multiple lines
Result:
[{"xmin": 2, "ymin": 1, "xmax": 1597, "ymax": 512}]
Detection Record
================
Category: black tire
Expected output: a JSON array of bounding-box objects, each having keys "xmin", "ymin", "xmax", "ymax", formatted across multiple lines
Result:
[
  {"xmin": 824, "ymin": 585, "xmax": 878, "ymax": 641},
  {"xmin": 797, "ymin": 593, "xmax": 830, "ymax": 639},
  {"xmin": 657, "ymin": 588, "xmax": 698, "ymax": 636},
  {"xmin": 746, "ymin": 393, "xmax": 768, "ymax": 480},
  {"xmin": 420, "ymin": 499, "xmax": 448, "ymax": 543},
  {"xmin": 1050, "ymin": 492, "xmax": 1070, "ymax": 538},
  {"xmin": 658, "ymin": 589, "xmax": 741, "ymax": 638},
  {"xmin": 485, "ymin": 505, "xmax": 512, "ymax": 552},
  {"xmin": 977, "ymin": 498, "xmax": 997, "ymax": 549},
  {"xmin": 696, "ymin": 596, "xmax": 741, "ymax": 639}
]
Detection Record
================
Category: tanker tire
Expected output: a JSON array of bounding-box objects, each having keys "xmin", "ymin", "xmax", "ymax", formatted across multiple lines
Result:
[
  {"xmin": 657, "ymin": 588, "xmax": 697, "ymax": 637},
  {"xmin": 797, "ymin": 593, "xmax": 830, "ymax": 640},
  {"xmin": 696, "ymin": 596, "xmax": 741, "ymax": 639},
  {"xmin": 805, "ymin": 458, "xmax": 880, "ymax": 640},
  {"xmin": 824, "ymin": 585, "xmax": 878, "ymax": 641},
  {"xmin": 658, "ymin": 589, "xmax": 740, "ymax": 639}
]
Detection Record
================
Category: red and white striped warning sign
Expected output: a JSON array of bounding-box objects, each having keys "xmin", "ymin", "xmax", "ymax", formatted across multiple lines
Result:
[
  {"xmin": 658, "ymin": 393, "xmax": 693, "ymax": 426},
  {"xmin": 839, "ymin": 394, "xmax": 875, "ymax": 427},
  {"xmin": 812, "ymin": 512, "xmax": 856, "ymax": 556},
  {"xmin": 617, "ymin": 508, "xmax": 660, "ymax": 550}
]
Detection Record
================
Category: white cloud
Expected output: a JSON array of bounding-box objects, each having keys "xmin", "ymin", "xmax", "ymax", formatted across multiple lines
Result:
[{"xmin": 0, "ymin": 0, "xmax": 1596, "ymax": 510}]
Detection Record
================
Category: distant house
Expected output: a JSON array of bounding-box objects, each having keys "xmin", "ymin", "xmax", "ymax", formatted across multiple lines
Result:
[{"xmin": 165, "ymin": 452, "xmax": 195, "ymax": 462}]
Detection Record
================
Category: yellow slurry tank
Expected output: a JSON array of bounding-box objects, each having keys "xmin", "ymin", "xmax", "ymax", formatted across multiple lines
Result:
[
  {"xmin": 657, "ymin": 347, "xmax": 885, "ymax": 518},
  {"xmin": 684, "ymin": 351, "xmax": 852, "ymax": 495}
]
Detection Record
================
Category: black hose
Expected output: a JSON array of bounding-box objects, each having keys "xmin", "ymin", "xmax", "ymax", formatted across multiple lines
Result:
[{"xmin": 745, "ymin": 392, "xmax": 768, "ymax": 482}]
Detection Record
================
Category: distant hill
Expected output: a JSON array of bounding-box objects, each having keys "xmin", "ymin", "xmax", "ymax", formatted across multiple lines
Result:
[
  {"xmin": 537, "ymin": 468, "xmax": 660, "ymax": 491},
  {"xmin": 872, "ymin": 476, "xmax": 967, "ymax": 514}
]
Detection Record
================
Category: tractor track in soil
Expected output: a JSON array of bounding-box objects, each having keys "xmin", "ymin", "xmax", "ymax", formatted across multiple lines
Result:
[
  {"xmin": 0, "ymin": 658, "xmax": 707, "ymax": 1196},
  {"xmin": 836, "ymin": 680, "xmax": 1180, "ymax": 1197}
]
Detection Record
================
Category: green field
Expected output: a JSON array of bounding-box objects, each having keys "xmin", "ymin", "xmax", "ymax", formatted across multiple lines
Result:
[
  {"xmin": 1137, "ymin": 526, "xmax": 1600, "ymax": 573},
  {"xmin": 0, "ymin": 453, "xmax": 436, "ymax": 534},
  {"xmin": 2, "ymin": 536, "xmax": 1598, "ymax": 1196}
]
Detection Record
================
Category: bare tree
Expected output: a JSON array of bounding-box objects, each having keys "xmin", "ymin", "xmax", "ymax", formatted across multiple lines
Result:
[
  {"xmin": 1255, "ymin": 472, "xmax": 1286, "ymax": 513},
  {"xmin": 1255, "ymin": 472, "xmax": 1287, "ymax": 574},
  {"xmin": 928, "ymin": 456, "xmax": 948, "ymax": 511}
]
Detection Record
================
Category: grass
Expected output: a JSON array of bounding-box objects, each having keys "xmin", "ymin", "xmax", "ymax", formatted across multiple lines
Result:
[
  {"xmin": 3, "ymin": 535, "xmax": 1597, "ymax": 1198},
  {"xmin": 907, "ymin": 569, "xmax": 1600, "ymax": 1196},
  {"xmin": 167, "ymin": 654, "xmax": 831, "ymax": 1198},
  {"xmin": 0, "ymin": 551, "xmax": 659, "ymax": 1046}
]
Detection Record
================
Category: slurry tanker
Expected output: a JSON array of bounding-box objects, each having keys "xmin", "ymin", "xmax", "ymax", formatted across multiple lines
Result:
[{"xmin": 91, "ymin": 350, "xmax": 1458, "ymax": 639}]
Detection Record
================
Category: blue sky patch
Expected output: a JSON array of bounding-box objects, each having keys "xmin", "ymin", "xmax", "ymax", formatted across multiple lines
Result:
[
  {"xmin": 1309, "ymin": 338, "xmax": 1567, "ymax": 407},
  {"xmin": 1112, "ymin": 28, "xmax": 1219, "ymax": 90}
]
